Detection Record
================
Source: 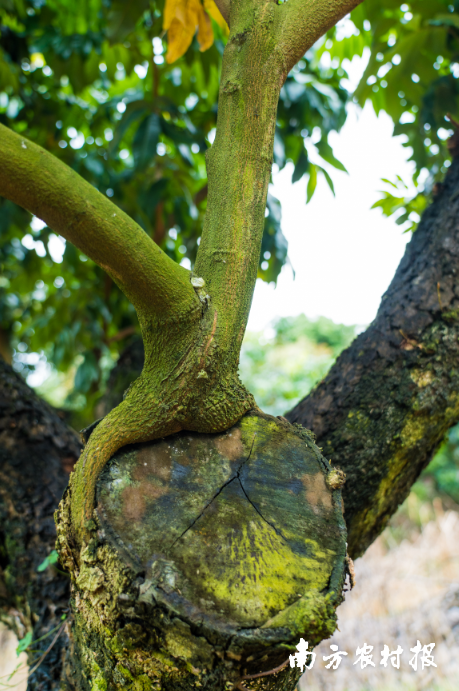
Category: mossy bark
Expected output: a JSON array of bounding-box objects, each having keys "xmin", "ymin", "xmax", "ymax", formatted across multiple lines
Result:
[
  {"xmin": 0, "ymin": 356, "xmax": 80, "ymax": 690},
  {"xmin": 288, "ymin": 155, "xmax": 459, "ymax": 558},
  {"xmin": 56, "ymin": 411, "xmax": 347, "ymax": 691}
]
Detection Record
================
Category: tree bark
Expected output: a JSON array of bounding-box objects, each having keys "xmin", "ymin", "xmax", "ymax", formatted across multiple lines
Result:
[
  {"xmin": 0, "ymin": 356, "xmax": 81, "ymax": 690},
  {"xmin": 287, "ymin": 155, "xmax": 459, "ymax": 558}
]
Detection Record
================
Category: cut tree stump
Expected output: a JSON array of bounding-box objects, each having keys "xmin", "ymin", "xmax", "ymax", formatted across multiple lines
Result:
[{"xmin": 58, "ymin": 410, "xmax": 348, "ymax": 691}]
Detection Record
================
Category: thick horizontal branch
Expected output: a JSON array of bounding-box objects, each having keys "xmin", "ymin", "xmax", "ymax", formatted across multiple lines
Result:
[
  {"xmin": 0, "ymin": 124, "xmax": 197, "ymax": 320},
  {"xmin": 287, "ymin": 156, "xmax": 459, "ymax": 558}
]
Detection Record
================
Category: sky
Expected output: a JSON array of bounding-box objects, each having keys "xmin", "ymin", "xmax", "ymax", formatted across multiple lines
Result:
[{"xmin": 247, "ymin": 100, "xmax": 416, "ymax": 332}]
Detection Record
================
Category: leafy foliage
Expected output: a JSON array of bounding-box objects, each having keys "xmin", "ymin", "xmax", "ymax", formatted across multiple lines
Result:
[
  {"xmin": 421, "ymin": 421, "xmax": 459, "ymax": 504},
  {"xmin": 319, "ymin": 0, "xmax": 459, "ymax": 231},
  {"xmin": 37, "ymin": 549, "xmax": 59, "ymax": 572},
  {"xmin": 15, "ymin": 631, "xmax": 33, "ymax": 656},
  {"xmin": 239, "ymin": 314, "xmax": 357, "ymax": 417}
]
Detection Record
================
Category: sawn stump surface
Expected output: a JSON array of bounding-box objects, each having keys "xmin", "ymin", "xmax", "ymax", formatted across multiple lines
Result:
[{"xmin": 96, "ymin": 411, "xmax": 347, "ymax": 648}]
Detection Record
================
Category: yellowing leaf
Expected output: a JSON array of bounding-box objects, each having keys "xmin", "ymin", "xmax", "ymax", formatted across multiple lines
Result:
[
  {"xmin": 165, "ymin": 16, "xmax": 195, "ymax": 63},
  {"xmin": 203, "ymin": 0, "xmax": 229, "ymax": 34},
  {"xmin": 197, "ymin": 5, "xmax": 214, "ymax": 52},
  {"xmin": 164, "ymin": 0, "xmax": 226, "ymax": 64},
  {"xmin": 163, "ymin": 0, "xmax": 185, "ymax": 30},
  {"xmin": 186, "ymin": 0, "xmax": 201, "ymax": 28}
]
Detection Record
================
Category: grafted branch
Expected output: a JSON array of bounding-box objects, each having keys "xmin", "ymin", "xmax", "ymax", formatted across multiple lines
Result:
[
  {"xmin": 195, "ymin": 0, "xmax": 364, "ymax": 361},
  {"xmin": 0, "ymin": 0, "xmax": 366, "ymax": 547}
]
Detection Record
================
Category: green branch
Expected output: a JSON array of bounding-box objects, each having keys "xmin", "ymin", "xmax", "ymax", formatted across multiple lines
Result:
[
  {"xmin": 277, "ymin": 0, "xmax": 365, "ymax": 72},
  {"xmin": 195, "ymin": 0, "xmax": 364, "ymax": 359},
  {"xmin": 0, "ymin": 123, "xmax": 197, "ymax": 320}
]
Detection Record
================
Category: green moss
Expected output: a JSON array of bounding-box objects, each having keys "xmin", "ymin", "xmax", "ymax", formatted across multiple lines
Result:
[
  {"xmin": 262, "ymin": 591, "xmax": 337, "ymax": 643},
  {"xmin": 91, "ymin": 662, "xmax": 108, "ymax": 691},
  {"xmin": 133, "ymin": 675, "xmax": 153, "ymax": 691},
  {"xmin": 442, "ymin": 309, "xmax": 459, "ymax": 322}
]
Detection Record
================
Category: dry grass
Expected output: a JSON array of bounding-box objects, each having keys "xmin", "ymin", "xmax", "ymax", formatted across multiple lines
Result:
[{"xmin": 300, "ymin": 507, "xmax": 459, "ymax": 691}]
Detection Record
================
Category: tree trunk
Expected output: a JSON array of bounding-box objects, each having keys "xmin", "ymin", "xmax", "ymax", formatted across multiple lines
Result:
[
  {"xmin": 288, "ymin": 154, "xmax": 459, "ymax": 558},
  {"xmin": 0, "ymin": 356, "xmax": 81, "ymax": 690},
  {"xmin": 55, "ymin": 410, "xmax": 348, "ymax": 691}
]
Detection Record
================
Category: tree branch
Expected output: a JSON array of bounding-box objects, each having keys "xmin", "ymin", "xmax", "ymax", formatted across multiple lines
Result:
[
  {"xmin": 195, "ymin": 0, "xmax": 364, "ymax": 361},
  {"xmin": 276, "ymin": 0, "xmax": 365, "ymax": 73},
  {"xmin": 287, "ymin": 156, "xmax": 459, "ymax": 558},
  {"xmin": 0, "ymin": 124, "xmax": 197, "ymax": 320}
]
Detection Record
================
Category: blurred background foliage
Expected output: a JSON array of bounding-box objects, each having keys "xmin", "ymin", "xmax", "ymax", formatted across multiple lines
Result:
[
  {"xmin": 0, "ymin": 0, "xmax": 459, "ymax": 503},
  {"xmin": 239, "ymin": 315, "xmax": 357, "ymax": 417},
  {"xmin": 321, "ymin": 0, "xmax": 459, "ymax": 231}
]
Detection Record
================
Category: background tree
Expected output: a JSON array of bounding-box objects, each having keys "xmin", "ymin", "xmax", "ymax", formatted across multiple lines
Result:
[{"xmin": 1, "ymin": 0, "xmax": 459, "ymax": 690}]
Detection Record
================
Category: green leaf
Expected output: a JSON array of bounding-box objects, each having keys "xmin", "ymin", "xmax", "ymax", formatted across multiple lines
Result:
[
  {"xmin": 260, "ymin": 193, "xmax": 288, "ymax": 284},
  {"xmin": 316, "ymin": 139, "xmax": 347, "ymax": 172},
  {"xmin": 381, "ymin": 178, "xmax": 399, "ymax": 189},
  {"xmin": 292, "ymin": 149, "xmax": 309, "ymax": 184},
  {"xmin": 142, "ymin": 178, "xmax": 169, "ymax": 217},
  {"xmin": 306, "ymin": 164, "xmax": 318, "ymax": 203},
  {"xmin": 37, "ymin": 549, "xmax": 59, "ymax": 572},
  {"xmin": 16, "ymin": 632, "xmax": 32, "ymax": 657},
  {"xmin": 74, "ymin": 351, "xmax": 99, "ymax": 393},
  {"xmin": 429, "ymin": 13, "xmax": 459, "ymax": 29},
  {"xmin": 110, "ymin": 101, "xmax": 149, "ymax": 153},
  {"xmin": 395, "ymin": 175, "xmax": 409, "ymax": 189},
  {"xmin": 320, "ymin": 166, "xmax": 335, "ymax": 196},
  {"xmin": 107, "ymin": 0, "xmax": 150, "ymax": 42},
  {"xmin": 133, "ymin": 114, "xmax": 161, "ymax": 170},
  {"xmin": 273, "ymin": 133, "xmax": 286, "ymax": 168},
  {"xmin": 178, "ymin": 143, "xmax": 194, "ymax": 167}
]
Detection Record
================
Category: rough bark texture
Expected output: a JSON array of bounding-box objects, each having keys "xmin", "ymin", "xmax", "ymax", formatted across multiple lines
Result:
[
  {"xmin": 0, "ymin": 356, "xmax": 81, "ymax": 690},
  {"xmin": 288, "ymin": 156, "xmax": 459, "ymax": 558},
  {"xmin": 56, "ymin": 410, "xmax": 348, "ymax": 691}
]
